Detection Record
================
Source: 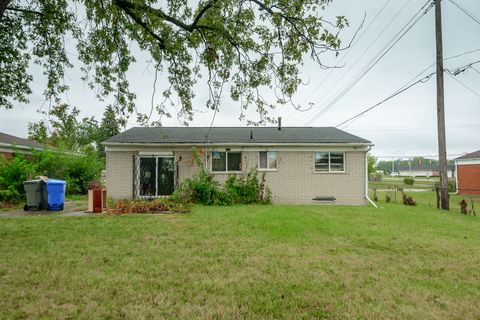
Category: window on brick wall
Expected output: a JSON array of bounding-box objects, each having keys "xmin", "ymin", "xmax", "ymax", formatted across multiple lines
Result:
[
  {"xmin": 259, "ymin": 151, "xmax": 277, "ymax": 170},
  {"xmin": 211, "ymin": 152, "xmax": 242, "ymax": 172},
  {"xmin": 314, "ymin": 152, "xmax": 345, "ymax": 172}
]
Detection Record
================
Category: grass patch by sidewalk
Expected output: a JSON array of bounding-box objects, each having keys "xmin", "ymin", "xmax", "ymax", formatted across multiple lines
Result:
[
  {"xmin": 65, "ymin": 194, "xmax": 87, "ymax": 202},
  {"xmin": 0, "ymin": 205, "xmax": 479, "ymax": 319}
]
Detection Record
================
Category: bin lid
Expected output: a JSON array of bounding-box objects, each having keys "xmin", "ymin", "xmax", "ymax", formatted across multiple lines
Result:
[
  {"xmin": 23, "ymin": 179, "xmax": 45, "ymax": 184},
  {"xmin": 46, "ymin": 179, "xmax": 66, "ymax": 185}
]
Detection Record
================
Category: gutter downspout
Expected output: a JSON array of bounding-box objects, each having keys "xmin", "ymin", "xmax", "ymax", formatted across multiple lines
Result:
[
  {"xmin": 205, "ymin": 147, "xmax": 208, "ymax": 170},
  {"xmin": 365, "ymin": 147, "xmax": 378, "ymax": 208},
  {"xmin": 455, "ymin": 160, "xmax": 459, "ymax": 194}
]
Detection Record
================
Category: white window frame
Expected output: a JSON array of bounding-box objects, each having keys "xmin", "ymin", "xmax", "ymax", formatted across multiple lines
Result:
[
  {"xmin": 314, "ymin": 152, "xmax": 346, "ymax": 173},
  {"xmin": 210, "ymin": 151, "xmax": 242, "ymax": 173},
  {"xmin": 258, "ymin": 151, "xmax": 278, "ymax": 171},
  {"xmin": 137, "ymin": 155, "xmax": 175, "ymax": 198}
]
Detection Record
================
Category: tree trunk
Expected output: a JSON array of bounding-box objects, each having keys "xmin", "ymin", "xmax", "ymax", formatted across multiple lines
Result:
[{"xmin": 0, "ymin": 0, "xmax": 12, "ymax": 21}]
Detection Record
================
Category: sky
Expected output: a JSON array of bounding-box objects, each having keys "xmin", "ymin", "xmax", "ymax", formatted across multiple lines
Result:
[{"xmin": 1, "ymin": 0, "xmax": 479, "ymax": 160}]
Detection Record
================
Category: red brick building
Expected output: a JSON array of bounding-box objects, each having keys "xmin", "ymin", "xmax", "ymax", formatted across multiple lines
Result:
[
  {"xmin": 0, "ymin": 132, "xmax": 47, "ymax": 159},
  {"xmin": 455, "ymin": 150, "xmax": 480, "ymax": 196}
]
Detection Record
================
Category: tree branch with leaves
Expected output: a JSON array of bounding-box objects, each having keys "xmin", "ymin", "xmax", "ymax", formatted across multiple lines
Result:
[{"xmin": 1, "ymin": 0, "xmax": 351, "ymax": 125}]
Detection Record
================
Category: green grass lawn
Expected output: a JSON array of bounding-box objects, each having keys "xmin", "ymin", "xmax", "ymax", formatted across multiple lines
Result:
[
  {"xmin": 369, "ymin": 177, "xmax": 456, "ymax": 191},
  {"xmin": 371, "ymin": 190, "xmax": 480, "ymax": 212},
  {"xmin": 1, "ymin": 204, "xmax": 479, "ymax": 319},
  {"xmin": 65, "ymin": 194, "xmax": 88, "ymax": 201}
]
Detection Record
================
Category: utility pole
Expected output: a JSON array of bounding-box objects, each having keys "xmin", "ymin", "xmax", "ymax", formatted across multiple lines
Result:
[{"xmin": 435, "ymin": 0, "xmax": 449, "ymax": 210}]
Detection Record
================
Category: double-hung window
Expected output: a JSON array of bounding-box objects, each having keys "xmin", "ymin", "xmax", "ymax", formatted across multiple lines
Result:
[
  {"xmin": 211, "ymin": 151, "xmax": 241, "ymax": 172},
  {"xmin": 259, "ymin": 151, "xmax": 277, "ymax": 170},
  {"xmin": 314, "ymin": 152, "xmax": 345, "ymax": 172}
]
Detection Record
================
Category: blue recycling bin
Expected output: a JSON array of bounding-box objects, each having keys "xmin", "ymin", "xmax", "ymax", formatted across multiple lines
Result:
[{"xmin": 45, "ymin": 179, "xmax": 66, "ymax": 211}]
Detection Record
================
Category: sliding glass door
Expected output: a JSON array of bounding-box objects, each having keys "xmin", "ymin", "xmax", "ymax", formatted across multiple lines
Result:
[
  {"xmin": 138, "ymin": 156, "xmax": 175, "ymax": 197},
  {"xmin": 157, "ymin": 157, "xmax": 175, "ymax": 196},
  {"xmin": 139, "ymin": 157, "xmax": 156, "ymax": 197}
]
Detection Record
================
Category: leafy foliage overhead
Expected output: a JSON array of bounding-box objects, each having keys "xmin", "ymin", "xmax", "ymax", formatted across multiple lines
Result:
[{"xmin": 0, "ymin": 0, "xmax": 349, "ymax": 125}]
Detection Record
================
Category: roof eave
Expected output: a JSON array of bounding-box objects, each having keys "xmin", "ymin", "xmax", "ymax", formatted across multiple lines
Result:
[
  {"xmin": 0, "ymin": 142, "xmax": 46, "ymax": 151},
  {"xmin": 456, "ymin": 157, "xmax": 480, "ymax": 162},
  {"xmin": 102, "ymin": 141, "xmax": 373, "ymax": 147}
]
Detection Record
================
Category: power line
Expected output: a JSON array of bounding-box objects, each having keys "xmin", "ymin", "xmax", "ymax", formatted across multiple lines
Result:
[
  {"xmin": 448, "ymin": 0, "xmax": 480, "ymax": 25},
  {"xmin": 444, "ymin": 60, "xmax": 480, "ymax": 99},
  {"xmin": 445, "ymin": 60, "xmax": 480, "ymax": 75},
  {"xmin": 311, "ymin": 0, "xmax": 434, "ymax": 124},
  {"xmin": 446, "ymin": 72, "xmax": 480, "ymax": 100},
  {"xmin": 335, "ymin": 59, "xmax": 480, "ymax": 128},
  {"xmin": 376, "ymin": 48, "xmax": 480, "ymax": 105},
  {"xmin": 347, "ymin": 123, "xmax": 480, "ymax": 132},
  {"xmin": 335, "ymin": 72, "xmax": 435, "ymax": 128},
  {"xmin": 374, "ymin": 48, "xmax": 480, "ymax": 94},
  {"xmin": 305, "ymin": 0, "xmax": 434, "ymax": 126},
  {"xmin": 298, "ymin": 0, "xmax": 393, "ymax": 107},
  {"xmin": 444, "ymin": 48, "xmax": 480, "ymax": 60},
  {"xmin": 305, "ymin": 0, "xmax": 419, "ymax": 122},
  {"xmin": 299, "ymin": 0, "xmax": 413, "ymax": 118}
]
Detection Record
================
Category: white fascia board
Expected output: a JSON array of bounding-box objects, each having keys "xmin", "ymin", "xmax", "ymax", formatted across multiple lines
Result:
[
  {"xmin": 0, "ymin": 143, "xmax": 45, "ymax": 152},
  {"xmin": 0, "ymin": 143, "xmax": 81, "ymax": 156},
  {"xmin": 0, "ymin": 146, "xmax": 32, "ymax": 154},
  {"xmin": 137, "ymin": 151, "xmax": 174, "ymax": 156},
  {"xmin": 105, "ymin": 142, "xmax": 373, "ymax": 153},
  {"xmin": 456, "ymin": 159, "xmax": 480, "ymax": 165}
]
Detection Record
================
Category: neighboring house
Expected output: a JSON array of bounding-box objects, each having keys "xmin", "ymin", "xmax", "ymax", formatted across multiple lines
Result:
[
  {"xmin": 102, "ymin": 127, "xmax": 373, "ymax": 205},
  {"xmin": 396, "ymin": 164, "xmax": 455, "ymax": 178},
  {"xmin": 455, "ymin": 150, "xmax": 480, "ymax": 196},
  {"xmin": 0, "ymin": 132, "xmax": 48, "ymax": 159}
]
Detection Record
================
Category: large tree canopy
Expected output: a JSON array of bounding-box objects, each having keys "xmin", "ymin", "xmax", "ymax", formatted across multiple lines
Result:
[{"xmin": 0, "ymin": 0, "xmax": 350, "ymax": 125}]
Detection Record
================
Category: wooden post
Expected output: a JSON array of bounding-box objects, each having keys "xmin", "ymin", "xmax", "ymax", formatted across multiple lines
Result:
[{"xmin": 435, "ymin": 0, "xmax": 449, "ymax": 210}]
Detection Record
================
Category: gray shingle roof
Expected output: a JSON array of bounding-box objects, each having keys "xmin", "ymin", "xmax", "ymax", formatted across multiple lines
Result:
[
  {"xmin": 0, "ymin": 132, "xmax": 47, "ymax": 149},
  {"xmin": 103, "ymin": 127, "xmax": 371, "ymax": 145},
  {"xmin": 455, "ymin": 150, "xmax": 480, "ymax": 160}
]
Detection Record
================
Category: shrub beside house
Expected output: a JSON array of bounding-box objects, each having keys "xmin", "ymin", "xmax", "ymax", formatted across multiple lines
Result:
[{"xmin": 0, "ymin": 149, "xmax": 103, "ymax": 203}]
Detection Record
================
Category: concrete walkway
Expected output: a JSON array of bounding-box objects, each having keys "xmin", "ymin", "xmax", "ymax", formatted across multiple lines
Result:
[{"xmin": 0, "ymin": 200, "xmax": 92, "ymax": 218}]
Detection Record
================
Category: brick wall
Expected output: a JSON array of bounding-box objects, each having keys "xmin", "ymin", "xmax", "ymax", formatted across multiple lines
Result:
[
  {"xmin": 457, "ymin": 164, "xmax": 480, "ymax": 195},
  {"xmin": 106, "ymin": 148, "xmax": 368, "ymax": 205},
  {"xmin": 106, "ymin": 151, "xmax": 136, "ymax": 199},
  {"xmin": 0, "ymin": 152, "xmax": 13, "ymax": 160},
  {"xmin": 176, "ymin": 150, "xmax": 202, "ymax": 183},
  {"xmin": 175, "ymin": 149, "xmax": 366, "ymax": 205}
]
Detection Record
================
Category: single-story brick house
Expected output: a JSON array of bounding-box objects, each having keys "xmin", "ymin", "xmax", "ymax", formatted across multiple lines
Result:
[
  {"xmin": 455, "ymin": 150, "xmax": 480, "ymax": 196},
  {"xmin": 102, "ymin": 127, "xmax": 373, "ymax": 205},
  {"xmin": 0, "ymin": 132, "xmax": 48, "ymax": 159},
  {"xmin": 396, "ymin": 164, "xmax": 455, "ymax": 178}
]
